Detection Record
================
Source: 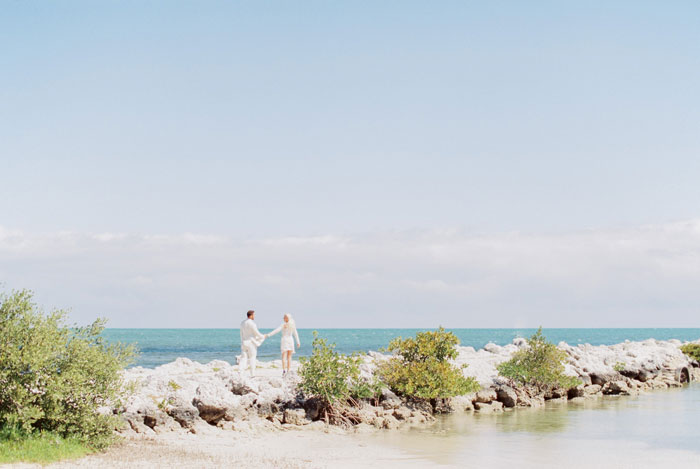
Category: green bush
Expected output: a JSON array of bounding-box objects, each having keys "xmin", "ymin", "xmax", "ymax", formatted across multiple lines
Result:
[
  {"xmin": 0, "ymin": 289, "xmax": 136, "ymax": 449},
  {"xmin": 680, "ymin": 343, "xmax": 700, "ymax": 361},
  {"xmin": 299, "ymin": 332, "xmax": 380, "ymax": 423},
  {"xmin": 378, "ymin": 327, "xmax": 480, "ymax": 401},
  {"xmin": 497, "ymin": 328, "xmax": 580, "ymax": 393}
]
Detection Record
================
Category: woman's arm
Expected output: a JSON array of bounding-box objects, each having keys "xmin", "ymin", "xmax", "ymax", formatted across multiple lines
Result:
[
  {"xmin": 293, "ymin": 326, "xmax": 300, "ymax": 346},
  {"xmin": 266, "ymin": 325, "xmax": 283, "ymax": 338}
]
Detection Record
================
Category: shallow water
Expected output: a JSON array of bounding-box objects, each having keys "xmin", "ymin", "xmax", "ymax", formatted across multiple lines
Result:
[
  {"xmin": 102, "ymin": 328, "xmax": 700, "ymax": 368},
  {"xmin": 360, "ymin": 384, "xmax": 700, "ymax": 468}
]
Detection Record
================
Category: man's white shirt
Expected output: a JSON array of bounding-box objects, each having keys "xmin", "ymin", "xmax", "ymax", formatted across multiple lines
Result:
[{"xmin": 240, "ymin": 318, "xmax": 265, "ymax": 348}]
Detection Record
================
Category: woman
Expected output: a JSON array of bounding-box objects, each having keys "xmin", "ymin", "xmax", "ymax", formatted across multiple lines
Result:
[{"xmin": 265, "ymin": 313, "xmax": 301, "ymax": 376}]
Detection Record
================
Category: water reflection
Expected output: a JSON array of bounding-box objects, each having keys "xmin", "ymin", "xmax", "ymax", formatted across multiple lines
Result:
[{"xmin": 358, "ymin": 384, "xmax": 700, "ymax": 468}]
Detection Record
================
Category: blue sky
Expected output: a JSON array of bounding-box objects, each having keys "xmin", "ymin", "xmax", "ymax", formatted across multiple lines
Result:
[{"xmin": 1, "ymin": 2, "xmax": 699, "ymax": 327}]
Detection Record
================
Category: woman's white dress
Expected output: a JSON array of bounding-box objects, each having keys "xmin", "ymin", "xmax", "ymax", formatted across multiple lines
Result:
[{"xmin": 268, "ymin": 323, "xmax": 300, "ymax": 353}]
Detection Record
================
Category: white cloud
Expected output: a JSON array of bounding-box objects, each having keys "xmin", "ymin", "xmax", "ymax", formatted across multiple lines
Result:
[{"xmin": 1, "ymin": 222, "xmax": 700, "ymax": 328}]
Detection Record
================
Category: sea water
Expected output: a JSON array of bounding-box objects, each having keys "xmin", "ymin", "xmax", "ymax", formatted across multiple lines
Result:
[
  {"xmin": 358, "ymin": 383, "xmax": 700, "ymax": 468},
  {"xmin": 102, "ymin": 328, "xmax": 700, "ymax": 368}
]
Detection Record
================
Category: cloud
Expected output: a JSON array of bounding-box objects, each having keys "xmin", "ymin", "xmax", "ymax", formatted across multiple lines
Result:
[{"xmin": 1, "ymin": 222, "xmax": 700, "ymax": 328}]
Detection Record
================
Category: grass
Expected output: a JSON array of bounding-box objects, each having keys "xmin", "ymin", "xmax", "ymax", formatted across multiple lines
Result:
[{"xmin": 0, "ymin": 426, "xmax": 92, "ymax": 464}]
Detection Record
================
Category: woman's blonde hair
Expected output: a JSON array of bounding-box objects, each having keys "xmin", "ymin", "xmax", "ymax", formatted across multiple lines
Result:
[{"xmin": 283, "ymin": 313, "xmax": 295, "ymax": 328}]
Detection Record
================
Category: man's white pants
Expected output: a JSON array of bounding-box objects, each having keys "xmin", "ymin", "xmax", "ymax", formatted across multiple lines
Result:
[{"xmin": 239, "ymin": 340, "xmax": 258, "ymax": 376}]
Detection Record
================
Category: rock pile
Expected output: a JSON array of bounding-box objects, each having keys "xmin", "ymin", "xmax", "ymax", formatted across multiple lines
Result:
[
  {"xmin": 118, "ymin": 358, "xmax": 432, "ymax": 436},
  {"xmin": 116, "ymin": 338, "xmax": 699, "ymax": 435}
]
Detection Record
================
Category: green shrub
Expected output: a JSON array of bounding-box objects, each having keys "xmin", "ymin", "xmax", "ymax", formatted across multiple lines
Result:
[
  {"xmin": 0, "ymin": 289, "xmax": 137, "ymax": 449},
  {"xmin": 680, "ymin": 343, "xmax": 700, "ymax": 361},
  {"xmin": 497, "ymin": 328, "xmax": 580, "ymax": 393},
  {"xmin": 613, "ymin": 361, "xmax": 626, "ymax": 372},
  {"xmin": 299, "ymin": 332, "xmax": 379, "ymax": 423},
  {"xmin": 378, "ymin": 327, "xmax": 480, "ymax": 401}
]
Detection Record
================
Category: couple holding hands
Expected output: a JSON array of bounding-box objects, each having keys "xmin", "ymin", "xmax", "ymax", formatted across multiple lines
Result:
[{"xmin": 239, "ymin": 310, "xmax": 300, "ymax": 377}]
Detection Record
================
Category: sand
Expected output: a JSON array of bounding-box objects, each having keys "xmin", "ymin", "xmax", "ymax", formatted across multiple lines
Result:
[{"xmin": 2, "ymin": 427, "xmax": 430, "ymax": 469}]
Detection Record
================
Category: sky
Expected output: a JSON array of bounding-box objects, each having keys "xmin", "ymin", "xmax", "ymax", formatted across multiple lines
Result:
[{"xmin": 1, "ymin": 1, "xmax": 699, "ymax": 328}]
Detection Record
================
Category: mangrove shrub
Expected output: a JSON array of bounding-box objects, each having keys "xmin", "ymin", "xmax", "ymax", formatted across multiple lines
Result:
[
  {"xmin": 497, "ymin": 328, "xmax": 580, "ymax": 393},
  {"xmin": 680, "ymin": 343, "xmax": 700, "ymax": 362},
  {"xmin": 379, "ymin": 327, "xmax": 480, "ymax": 400},
  {"xmin": 299, "ymin": 332, "xmax": 381, "ymax": 422},
  {"xmin": 0, "ymin": 289, "xmax": 136, "ymax": 448}
]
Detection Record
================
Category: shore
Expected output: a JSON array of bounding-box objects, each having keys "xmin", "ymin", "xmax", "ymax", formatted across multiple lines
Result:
[
  {"xmin": 6, "ymin": 428, "xmax": 432, "ymax": 469},
  {"xmin": 3, "ymin": 337, "xmax": 699, "ymax": 468}
]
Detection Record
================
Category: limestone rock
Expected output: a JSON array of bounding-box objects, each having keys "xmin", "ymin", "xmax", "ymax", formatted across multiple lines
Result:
[
  {"xmin": 475, "ymin": 389, "xmax": 497, "ymax": 403},
  {"xmin": 283, "ymin": 408, "xmax": 309, "ymax": 425},
  {"xmin": 495, "ymin": 386, "xmax": 517, "ymax": 408}
]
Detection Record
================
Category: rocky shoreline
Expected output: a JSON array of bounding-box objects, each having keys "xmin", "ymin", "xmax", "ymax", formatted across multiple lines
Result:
[{"xmin": 116, "ymin": 338, "xmax": 700, "ymax": 437}]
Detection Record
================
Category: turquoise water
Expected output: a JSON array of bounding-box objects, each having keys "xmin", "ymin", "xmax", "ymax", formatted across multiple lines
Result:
[{"xmin": 103, "ymin": 328, "xmax": 700, "ymax": 368}]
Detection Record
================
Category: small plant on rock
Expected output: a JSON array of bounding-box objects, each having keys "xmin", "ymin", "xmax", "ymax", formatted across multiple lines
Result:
[
  {"xmin": 680, "ymin": 343, "xmax": 700, "ymax": 362},
  {"xmin": 613, "ymin": 362, "xmax": 626, "ymax": 372},
  {"xmin": 378, "ymin": 327, "xmax": 480, "ymax": 406},
  {"xmin": 299, "ymin": 332, "xmax": 375, "ymax": 425},
  {"xmin": 497, "ymin": 327, "xmax": 580, "ymax": 394}
]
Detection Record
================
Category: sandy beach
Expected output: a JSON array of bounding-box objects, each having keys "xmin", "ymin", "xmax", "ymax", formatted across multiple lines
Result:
[{"xmin": 4, "ymin": 427, "xmax": 430, "ymax": 469}]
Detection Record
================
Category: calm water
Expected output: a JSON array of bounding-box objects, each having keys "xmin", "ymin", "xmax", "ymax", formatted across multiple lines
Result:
[
  {"xmin": 359, "ymin": 383, "xmax": 700, "ymax": 468},
  {"xmin": 102, "ymin": 328, "xmax": 700, "ymax": 368}
]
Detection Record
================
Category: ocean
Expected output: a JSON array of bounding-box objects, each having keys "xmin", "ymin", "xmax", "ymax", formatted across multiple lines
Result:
[{"xmin": 103, "ymin": 328, "xmax": 700, "ymax": 368}]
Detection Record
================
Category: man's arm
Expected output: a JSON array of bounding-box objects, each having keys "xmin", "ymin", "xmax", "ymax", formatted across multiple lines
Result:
[{"xmin": 251, "ymin": 322, "xmax": 265, "ymax": 341}]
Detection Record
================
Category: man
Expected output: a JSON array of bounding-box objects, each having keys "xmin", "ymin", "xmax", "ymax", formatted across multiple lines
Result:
[{"xmin": 239, "ymin": 310, "xmax": 265, "ymax": 377}]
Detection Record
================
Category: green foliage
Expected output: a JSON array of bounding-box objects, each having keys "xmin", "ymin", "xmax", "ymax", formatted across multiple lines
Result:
[
  {"xmin": 0, "ymin": 289, "xmax": 137, "ymax": 449},
  {"xmin": 157, "ymin": 397, "xmax": 174, "ymax": 411},
  {"xmin": 299, "ymin": 332, "xmax": 378, "ymax": 408},
  {"xmin": 680, "ymin": 343, "xmax": 700, "ymax": 361},
  {"xmin": 168, "ymin": 380, "xmax": 181, "ymax": 391},
  {"xmin": 0, "ymin": 426, "xmax": 91, "ymax": 464},
  {"xmin": 349, "ymin": 375, "xmax": 383, "ymax": 402},
  {"xmin": 497, "ymin": 328, "xmax": 580, "ymax": 393},
  {"xmin": 613, "ymin": 362, "xmax": 626, "ymax": 372},
  {"xmin": 379, "ymin": 328, "xmax": 480, "ymax": 400}
]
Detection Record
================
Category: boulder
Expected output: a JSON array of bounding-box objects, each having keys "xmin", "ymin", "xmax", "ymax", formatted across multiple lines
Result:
[
  {"xmin": 382, "ymin": 415, "xmax": 400, "ymax": 429},
  {"xmin": 125, "ymin": 415, "xmax": 155, "ymax": 434},
  {"xmin": 583, "ymin": 384, "xmax": 602, "ymax": 396},
  {"xmin": 283, "ymin": 408, "xmax": 309, "ymax": 425},
  {"xmin": 166, "ymin": 397, "xmax": 200, "ymax": 428},
  {"xmin": 192, "ymin": 384, "xmax": 240, "ymax": 424},
  {"xmin": 392, "ymin": 407, "xmax": 412, "ymax": 421},
  {"xmin": 475, "ymin": 389, "xmax": 497, "ymax": 403},
  {"xmin": 450, "ymin": 395, "xmax": 475, "ymax": 412},
  {"xmin": 256, "ymin": 401, "xmax": 280, "ymax": 419},
  {"xmin": 474, "ymin": 401, "xmax": 503, "ymax": 412},
  {"xmin": 380, "ymin": 388, "xmax": 402, "ymax": 409},
  {"xmin": 495, "ymin": 386, "xmax": 517, "ymax": 408},
  {"xmin": 303, "ymin": 396, "xmax": 324, "ymax": 421},
  {"xmin": 229, "ymin": 377, "xmax": 257, "ymax": 395},
  {"xmin": 602, "ymin": 380, "xmax": 631, "ymax": 395}
]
